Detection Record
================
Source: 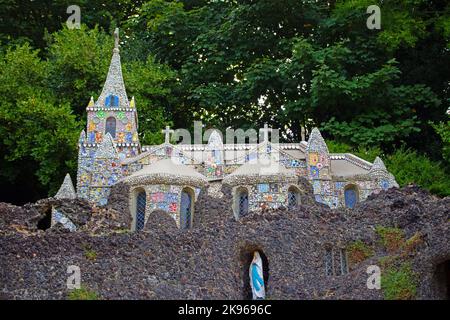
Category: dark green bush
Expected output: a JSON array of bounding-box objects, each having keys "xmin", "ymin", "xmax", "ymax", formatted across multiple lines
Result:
[
  {"xmin": 381, "ymin": 263, "xmax": 417, "ymax": 300},
  {"xmin": 385, "ymin": 148, "xmax": 450, "ymax": 197}
]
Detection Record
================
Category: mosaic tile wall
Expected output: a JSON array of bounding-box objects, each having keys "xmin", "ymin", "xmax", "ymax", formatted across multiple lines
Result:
[
  {"xmin": 51, "ymin": 209, "xmax": 77, "ymax": 231},
  {"xmin": 86, "ymin": 109, "xmax": 139, "ymax": 160},
  {"xmin": 237, "ymin": 183, "xmax": 297, "ymax": 211},
  {"xmin": 205, "ymin": 131, "xmax": 224, "ymax": 179},
  {"xmin": 131, "ymin": 184, "xmax": 202, "ymax": 229},
  {"xmin": 77, "ymin": 133, "xmax": 123, "ymax": 206}
]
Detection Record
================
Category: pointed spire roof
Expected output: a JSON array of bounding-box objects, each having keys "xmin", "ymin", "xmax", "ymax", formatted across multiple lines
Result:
[
  {"xmin": 95, "ymin": 133, "xmax": 117, "ymax": 158},
  {"xmin": 307, "ymin": 127, "xmax": 329, "ymax": 153},
  {"xmin": 55, "ymin": 174, "xmax": 76, "ymax": 200},
  {"xmin": 370, "ymin": 156, "xmax": 387, "ymax": 172},
  {"xmin": 207, "ymin": 130, "xmax": 223, "ymax": 149},
  {"xmin": 95, "ymin": 28, "xmax": 129, "ymax": 109},
  {"xmin": 78, "ymin": 130, "xmax": 86, "ymax": 144},
  {"xmin": 87, "ymin": 96, "xmax": 94, "ymax": 108}
]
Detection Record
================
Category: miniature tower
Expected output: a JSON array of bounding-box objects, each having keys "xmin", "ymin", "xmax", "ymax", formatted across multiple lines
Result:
[
  {"xmin": 369, "ymin": 156, "xmax": 399, "ymax": 191},
  {"xmin": 51, "ymin": 174, "xmax": 77, "ymax": 231},
  {"xmin": 306, "ymin": 128, "xmax": 334, "ymax": 206},
  {"xmin": 84, "ymin": 28, "xmax": 140, "ymax": 160},
  {"xmin": 76, "ymin": 28, "xmax": 136, "ymax": 203},
  {"xmin": 205, "ymin": 130, "xmax": 224, "ymax": 179}
]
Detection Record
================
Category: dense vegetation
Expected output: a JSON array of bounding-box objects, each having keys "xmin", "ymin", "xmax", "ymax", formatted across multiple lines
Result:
[{"xmin": 0, "ymin": 0, "xmax": 449, "ymax": 203}]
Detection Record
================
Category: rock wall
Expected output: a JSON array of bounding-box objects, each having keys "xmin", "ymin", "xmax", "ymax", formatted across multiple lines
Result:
[{"xmin": 0, "ymin": 186, "xmax": 449, "ymax": 300}]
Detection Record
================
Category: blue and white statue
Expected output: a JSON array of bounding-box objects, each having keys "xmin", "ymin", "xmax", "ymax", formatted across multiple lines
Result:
[{"xmin": 250, "ymin": 251, "xmax": 265, "ymax": 300}]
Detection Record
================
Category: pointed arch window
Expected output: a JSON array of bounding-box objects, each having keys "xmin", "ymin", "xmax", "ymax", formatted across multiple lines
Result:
[
  {"xmin": 105, "ymin": 117, "xmax": 116, "ymax": 138},
  {"xmin": 325, "ymin": 248, "xmax": 334, "ymax": 276},
  {"xmin": 135, "ymin": 191, "xmax": 146, "ymax": 231},
  {"xmin": 180, "ymin": 188, "xmax": 193, "ymax": 229},
  {"xmin": 105, "ymin": 94, "xmax": 119, "ymax": 107},
  {"xmin": 236, "ymin": 187, "xmax": 249, "ymax": 218},
  {"xmin": 344, "ymin": 185, "xmax": 358, "ymax": 209},
  {"xmin": 287, "ymin": 186, "xmax": 300, "ymax": 209}
]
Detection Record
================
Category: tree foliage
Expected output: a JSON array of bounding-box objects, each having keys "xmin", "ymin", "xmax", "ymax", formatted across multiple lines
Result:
[{"xmin": 0, "ymin": 0, "xmax": 448, "ymax": 202}]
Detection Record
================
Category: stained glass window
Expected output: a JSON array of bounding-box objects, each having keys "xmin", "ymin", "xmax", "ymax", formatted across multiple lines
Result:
[
  {"xmin": 105, "ymin": 94, "xmax": 119, "ymax": 107},
  {"xmin": 105, "ymin": 117, "xmax": 116, "ymax": 138},
  {"xmin": 180, "ymin": 190, "xmax": 192, "ymax": 229},
  {"xmin": 135, "ymin": 191, "xmax": 146, "ymax": 231},
  {"xmin": 344, "ymin": 186, "xmax": 358, "ymax": 209},
  {"xmin": 238, "ymin": 190, "xmax": 249, "ymax": 217},
  {"xmin": 325, "ymin": 248, "xmax": 333, "ymax": 276},
  {"xmin": 288, "ymin": 187, "xmax": 299, "ymax": 209}
]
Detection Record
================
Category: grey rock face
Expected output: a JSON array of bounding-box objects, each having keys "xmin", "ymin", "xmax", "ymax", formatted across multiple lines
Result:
[{"xmin": 0, "ymin": 186, "xmax": 448, "ymax": 300}]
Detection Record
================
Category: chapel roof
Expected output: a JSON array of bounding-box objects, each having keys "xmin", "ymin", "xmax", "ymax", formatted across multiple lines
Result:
[
  {"xmin": 222, "ymin": 161, "xmax": 297, "ymax": 186},
  {"xmin": 123, "ymin": 159, "xmax": 208, "ymax": 187},
  {"xmin": 330, "ymin": 159, "xmax": 370, "ymax": 177}
]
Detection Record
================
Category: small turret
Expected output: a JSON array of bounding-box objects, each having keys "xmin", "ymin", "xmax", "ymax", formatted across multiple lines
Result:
[
  {"xmin": 306, "ymin": 127, "xmax": 330, "ymax": 180},
  {"xmin": 370, "ymin": 156, "xmax": 387, "ymax": 173},
  {"xmin": 55, "ymin": 173, "xmax": 76, "ymax": 200}
]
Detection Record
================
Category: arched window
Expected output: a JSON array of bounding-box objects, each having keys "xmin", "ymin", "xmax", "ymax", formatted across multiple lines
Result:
[
  {"xmin": 105, "ymin": 117, "xmax": 116, "ymax": 138},
  {"xmin": 325, "ymin": 247, "xmax": 334, "ymax": 276},
  {"xmin": 135, "ymin": 191, "xmax": 146, "ymax": 231},
  {"xmin": 105, "ymin": 94, "xmax": 119, "ymax": 107},
  {"xmin": 180, "ymin": 188, "xmax": 193, "ymax": 229},
  {"xmin": 236, "ymin": 187, "xmax": 249, "ymax": 218},
  {"xmin": 344, "ymin": 185, "xmax": 358, "ymax": 209},
  {"xmin": 339, "ymin": 249, "xmax": 348, "ymax": 275},
  {"xmin": 287, "ymin": 186, "xmax": 300, "ymax": 209}
]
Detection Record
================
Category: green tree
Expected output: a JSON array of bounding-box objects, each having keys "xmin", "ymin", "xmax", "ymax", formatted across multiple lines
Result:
[
  {"xmin": 128, "ymin": 0, "xmax": 447, "ymax": 152},
  {"xmin": 0, "ymin": 0, "xmax": 145, "ymax": 50},
  {"xmin": 0, "ymin": 43, "xmax": 80, "ymax": 202}
]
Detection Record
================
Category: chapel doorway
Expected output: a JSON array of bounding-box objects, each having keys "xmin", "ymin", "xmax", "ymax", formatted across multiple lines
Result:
[{"xmin": 180, "ymin": 188, "xmax": 194, "ymax": 229}]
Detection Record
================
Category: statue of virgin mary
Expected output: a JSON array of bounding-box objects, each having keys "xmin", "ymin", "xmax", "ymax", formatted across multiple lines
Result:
[{"xmin": 249, "ymin": 251, "xmax": 265, "ymax": 300}]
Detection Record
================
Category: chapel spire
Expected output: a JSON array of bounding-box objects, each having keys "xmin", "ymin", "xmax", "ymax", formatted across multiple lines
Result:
[{"xmin": 95, "ymin": 28, "xmax": 129, "ymax": 109}]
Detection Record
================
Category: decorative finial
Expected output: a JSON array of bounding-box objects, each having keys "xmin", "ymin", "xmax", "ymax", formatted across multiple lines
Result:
[
  {"xmin": 260, "ymin": 123, "xmax": 272, "ymax": 143},
  {"xmin": 370, "ymin": 156, "xmax": 387, "ymax": 172},
  {"xmin": 162, "ymin": 126, "xmax": 174, "ymax": 144},
  {"xmin": 114, "ymin": 28, "xmax": 119, "ymax": 51},
  {"xmin": 130, "ymin": 96, "xmax": 135, "ymax": 108},
  {"xmin": 307, "ymin": 127, "xmax": 329, "ymax": 153},
  {"xmin": 88, "ymin": 96, "xmax": 94, "ymax": 108},
  {"xmin": 55, "ymin": 173, "xmax": 76, "ymax": 200}
]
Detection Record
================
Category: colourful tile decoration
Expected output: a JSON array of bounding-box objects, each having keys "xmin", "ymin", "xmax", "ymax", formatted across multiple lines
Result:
[
  {"xmin": 270, "ymin": 183, "xmax": 279, "ymax": 193},
  {"xmin": 258, "ymin": 183, "xmax": 270, "ymax": 193},
  {"xmin": 169, "ymin": 202, "xmax": 178, "ymax": 212},
  {"xmin": 380, "ymin": 179, "xmax": 390, "ymax": 190},
  {"xmin": 244, "ymin": 183, "xmax": 295, "ymax": 211},
  {"xmin": 322, "ymin": 181, "xmax": 332, "ymax": 195},
  {"xmin": 52, "ymin": 209, "xmax": 77, "ymax": 232},
  {"xmin": 309, "ymin": 153, "xmax": 319, "ymax": 166},
  {"xmin": 335, "ymin": 181, "xmax": 345, "ymax": 189},
  {"xmin": 310, "ymin": 166, "xmax": 319, "ymax": 178},
  {"xmin": 74, "ymin": 34, "xmax": 399, "ymax": 219}
]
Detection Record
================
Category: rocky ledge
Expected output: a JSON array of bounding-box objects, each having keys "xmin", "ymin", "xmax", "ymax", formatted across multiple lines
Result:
[{"xmin": 0, "ymin": 186, "xmax": 449, "ymax": 300}]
